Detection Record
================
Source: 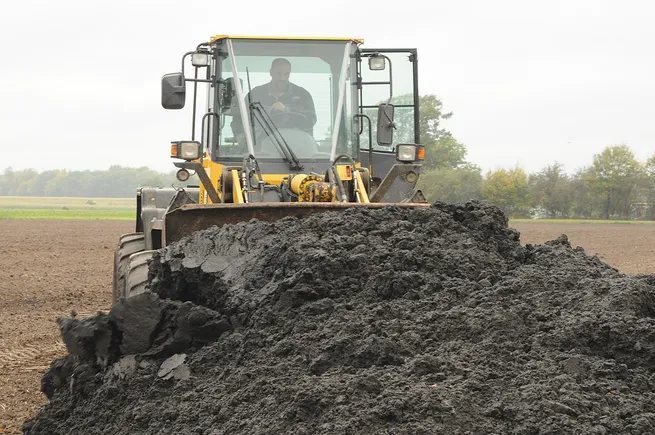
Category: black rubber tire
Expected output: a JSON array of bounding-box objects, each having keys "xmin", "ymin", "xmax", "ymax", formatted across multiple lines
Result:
[
  {"xmin": 112, "ymin": 232, "xmax": 145, "ymax": 304},
  {"xmin": 124, "ymin": 250, "xmax": 156, "ymax": 299}
]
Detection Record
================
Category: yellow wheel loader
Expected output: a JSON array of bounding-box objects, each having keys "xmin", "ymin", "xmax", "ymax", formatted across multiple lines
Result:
[{"xmin": 112, "ymin": 35, "xmax": 429, "ymax": 303}]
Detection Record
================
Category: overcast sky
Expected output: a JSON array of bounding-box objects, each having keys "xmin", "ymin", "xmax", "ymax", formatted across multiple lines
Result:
[{"xmin": 1, "ymin": 0, "xmax": 653, "ymax": 175}]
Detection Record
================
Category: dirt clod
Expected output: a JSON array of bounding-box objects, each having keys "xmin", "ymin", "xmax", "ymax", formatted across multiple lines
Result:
[{"xmin": 23, "ymin": 200, "xmax": 655, "ymax": 434}]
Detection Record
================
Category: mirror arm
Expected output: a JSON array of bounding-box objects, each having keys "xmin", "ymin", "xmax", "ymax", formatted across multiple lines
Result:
[
  {"xmin": 193, "ymin": 46, "xmax": 213, "ymax": 130},
  {"xmin": 376, "ymin": 103, "xmax": 395, "ymax": 146},
  {"xmin": 375, "ymin": 54, "xmax": 393, "ymax": 102},
  {"xmin": 362, "ymin": 52, "xmax": 394, "ymax": 100},
  {"xmin": 179, "ymin": 50, "xmax": 215, "ymax": 84},
  {"xmin": 199, "ymin": 112, "xmax": 221, "ymax": 164},
  {"xmin": 180, "ymin": 51, "xmax": 196, "ymax": 78},
  {"xmin": 191, "ymin": 68, "xmax": 199, "ymax": 140},
  {"xmin": 355, "ymin": 114, "xmax": 373, "ymax": 176},
  {"xmin": 381, "ymin": 103, "xmax": 396, "ymax": 129}
]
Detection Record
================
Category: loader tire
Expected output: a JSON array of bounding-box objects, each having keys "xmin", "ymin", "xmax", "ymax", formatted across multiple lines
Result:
[
  {"xmin": 125, "ymin": 250, "xmax": 156, "ymax": 298},
  {"xmin": 112, "ymin": 232, "xmax": 145, "ymax": 304}
]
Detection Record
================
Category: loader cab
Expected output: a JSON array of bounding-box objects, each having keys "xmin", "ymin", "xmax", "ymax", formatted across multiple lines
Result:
[
  {"xmin": 162, "ymin": 37, "xmax": 420, "ymax": 159},
  {"xmin": 161, "ymin": 35, "xmax": 424, "ymax": 203}
]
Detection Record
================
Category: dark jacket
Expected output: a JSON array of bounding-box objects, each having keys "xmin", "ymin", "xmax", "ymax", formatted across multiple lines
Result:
[{"xmin": 231, "ymin": 81, "xmax": 317, "ymax": 137}]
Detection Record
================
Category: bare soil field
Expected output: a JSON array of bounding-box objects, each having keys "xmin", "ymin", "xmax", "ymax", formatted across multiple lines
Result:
[
  {"xmin": 0, "ymin": 220, "xmax": 132, "ymax": 434},
  {"xmin": 511, "ymin": 222, "xmax": 655, "ymax": 275},
  {"xmin": 1, "ymin": 218, "xmax": 654, "ymax": 433}
]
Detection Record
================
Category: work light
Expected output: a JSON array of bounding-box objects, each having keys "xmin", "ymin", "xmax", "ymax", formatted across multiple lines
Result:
[
  {"xmin": 191, "ymin": 51, "xmax": 211, "ymax": 67},
  {"xmin": 369, "ymin": 55, "xmax": 386, "ymax": 71},
  {"xmin": 395, "ymin": 144, "xmax": 425, "ymax": 162},
  {"xmin": 171, "ymin": 141, "xmax": 202, "ymax": 160}
]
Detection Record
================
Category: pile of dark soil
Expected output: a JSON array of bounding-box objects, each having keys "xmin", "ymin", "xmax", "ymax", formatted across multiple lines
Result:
[{"xmin": 23, "ymin": 201, "xmax": 655, "ymax": 434}]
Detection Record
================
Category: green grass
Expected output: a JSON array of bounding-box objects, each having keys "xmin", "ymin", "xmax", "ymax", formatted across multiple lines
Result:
[
  {"xmin": 3, "ymin": 196, "xmax": 654, "ymax": 223},
  {"xmin": 0, "ymin": 196, "xmax": 135, "ymax": 220},
  {"xmin": 510, "ymin": 218, "xmax": 655, "ymax": 225}
]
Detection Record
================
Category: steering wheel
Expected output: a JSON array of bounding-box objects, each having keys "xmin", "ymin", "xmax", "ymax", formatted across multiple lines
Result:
[{"xmin": 269, "ymin": 110, "xmax": 311, "ymax": 130}]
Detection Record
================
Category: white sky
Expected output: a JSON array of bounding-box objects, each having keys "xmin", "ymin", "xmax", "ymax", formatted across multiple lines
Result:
[{"xmin": 1, "ymin": 0, "xmax": 654, "ymax": 175}]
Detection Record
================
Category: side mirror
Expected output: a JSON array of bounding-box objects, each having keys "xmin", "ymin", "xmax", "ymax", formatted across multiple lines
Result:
[
  {"xmin": 161, "ymin": 72, "xmax": 186, "ymax": 110},
  {"xmin": 376, "ymin": 103, "xmax": 395, "ymax": 146}
]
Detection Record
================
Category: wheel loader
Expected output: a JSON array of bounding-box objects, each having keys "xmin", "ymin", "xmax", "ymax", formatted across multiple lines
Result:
[{"xmin": 113, "ymin": 35, "xmax": 429, "ymax": 303}]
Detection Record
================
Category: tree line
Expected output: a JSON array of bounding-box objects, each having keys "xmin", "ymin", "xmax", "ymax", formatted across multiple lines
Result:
[
  {"xmin": 2, "ymin": 95, "xmax": 653, "ymax": 220},
  {"xmin": 418, "ymin": 148, "xmax": 655, "ymax": 220},
  {"xmin": 412, "ymin": 95, "xmax": 655, "ymax": 220},
  {"xmin": 0, "ymin": 166, "xmax": 187, "ymax": 199}
]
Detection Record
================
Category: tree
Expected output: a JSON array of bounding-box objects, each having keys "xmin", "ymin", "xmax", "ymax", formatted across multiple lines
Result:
[
  {"xmin": 426, "ymin": 133, "xmax": 468, "ymax": 170},
  {"xmin": 363, "ymin": 93, "xmax": 469, "ymax": 170},
  {"xmin": 529, "ymin": 161, "xmax": 573, "ymax": 218},
  {"xmin": 569, "ymin": 167, "xmax": 595, "ymax": 219},
  {"xmin": 418, "ymin": 163, "xmax": 482, "ymax": 203},
  {"xmin": 0, "ymin": 167, "xmax": 16, "ymax": 195},
  {"xmin": 642, "ymin": 153, "xmax": 655, "ymax": 219},
  {"xmin": 587, "ymin": 144, "xmax": 642, "ymax": 219},
  {"xmin": 395, "ymin": 94, "xmax": 467, "ymax": 169},
  {"xmin": 14, "ymin": 169, "xmax": 38, "ymax": 196},
  {"xmin": 645, "ymin": 154, "xmax": 655, "ymax": 178},
  {"xmin": 481, "ymin": 167, "xmax": 531, "ymax": 218},
  {"xmin": 28, "ymin": 170, "xmax": 58, "ymax": 196}
]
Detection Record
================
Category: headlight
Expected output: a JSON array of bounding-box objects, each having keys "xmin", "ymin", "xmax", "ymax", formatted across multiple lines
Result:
[
  {"xmin": 395, "ymin": 144, "xmax": 425, "ymax": 163},
  {"xmin": 397, "ymin": 145, "xmax": 416, "ymax": 161},
  {"xmin": 171, "ymin": 141, "xmax": 201, "ymax": 160}
]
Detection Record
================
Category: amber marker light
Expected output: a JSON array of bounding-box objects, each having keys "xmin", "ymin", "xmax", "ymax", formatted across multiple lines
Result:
[{"xmin": 417, "ymin": 145, "xmax": 425, "ymax": 160}]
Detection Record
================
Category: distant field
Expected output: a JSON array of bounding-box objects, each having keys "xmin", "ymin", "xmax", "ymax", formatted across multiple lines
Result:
[
  {"xmin": 510, "ymin": 218, "xmax": 655, "ymax": 225},
  {"xmin": 0, "ymin": 196, "xmax": 135, "ymax": 220}
]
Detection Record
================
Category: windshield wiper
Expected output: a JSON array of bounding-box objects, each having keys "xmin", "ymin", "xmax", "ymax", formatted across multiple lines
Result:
[
  {"xmin": 249, "ymin": 101, "xmax": 303, "ymax": 171},
  {"xmin": 242, "ymin": 66, "xmax": 302, "ymax": 171}
]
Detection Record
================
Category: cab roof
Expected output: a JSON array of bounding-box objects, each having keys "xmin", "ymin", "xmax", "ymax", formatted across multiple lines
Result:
[{"xmin": 209, "ymin": 35, "xmax": 364, "ymax": 44}]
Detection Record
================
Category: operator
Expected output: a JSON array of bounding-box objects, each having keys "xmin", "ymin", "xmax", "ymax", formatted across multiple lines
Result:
[{"xmin": 231, "ymin": 57, "xmax": 317, "ymax": 146}]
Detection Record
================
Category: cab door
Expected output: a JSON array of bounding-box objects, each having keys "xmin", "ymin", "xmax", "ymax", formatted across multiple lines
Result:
[{"xmin": 356, "ymin": 48, "xmax": 420, "ymax": 186}]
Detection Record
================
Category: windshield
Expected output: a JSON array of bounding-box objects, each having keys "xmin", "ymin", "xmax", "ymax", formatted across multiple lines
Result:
[{"xmin": 217, "ymin": 39, "xmax": 356, "ymax": 162}]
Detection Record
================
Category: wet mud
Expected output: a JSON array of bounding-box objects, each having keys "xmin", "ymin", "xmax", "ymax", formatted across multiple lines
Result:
[{"xmin": 23, "ymin": 201, "xmax": 655, "ymax": 434}]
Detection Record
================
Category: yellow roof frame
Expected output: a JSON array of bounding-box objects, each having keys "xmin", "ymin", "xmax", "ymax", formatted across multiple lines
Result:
[{"xmin": 209, "ymin": 35, "xmax": 364, "ymax": 44}]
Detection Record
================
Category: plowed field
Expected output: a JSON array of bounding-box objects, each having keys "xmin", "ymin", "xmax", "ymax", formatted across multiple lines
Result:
[{"xmin": 1, "ymin": 219, "xmax": 654, "ymax": 434}]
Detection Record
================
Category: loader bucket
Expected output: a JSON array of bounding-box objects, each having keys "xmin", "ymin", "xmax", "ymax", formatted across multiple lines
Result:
[{"xmin": 162, "ymin": 202, "xmax": 430, "ymax": 247}]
